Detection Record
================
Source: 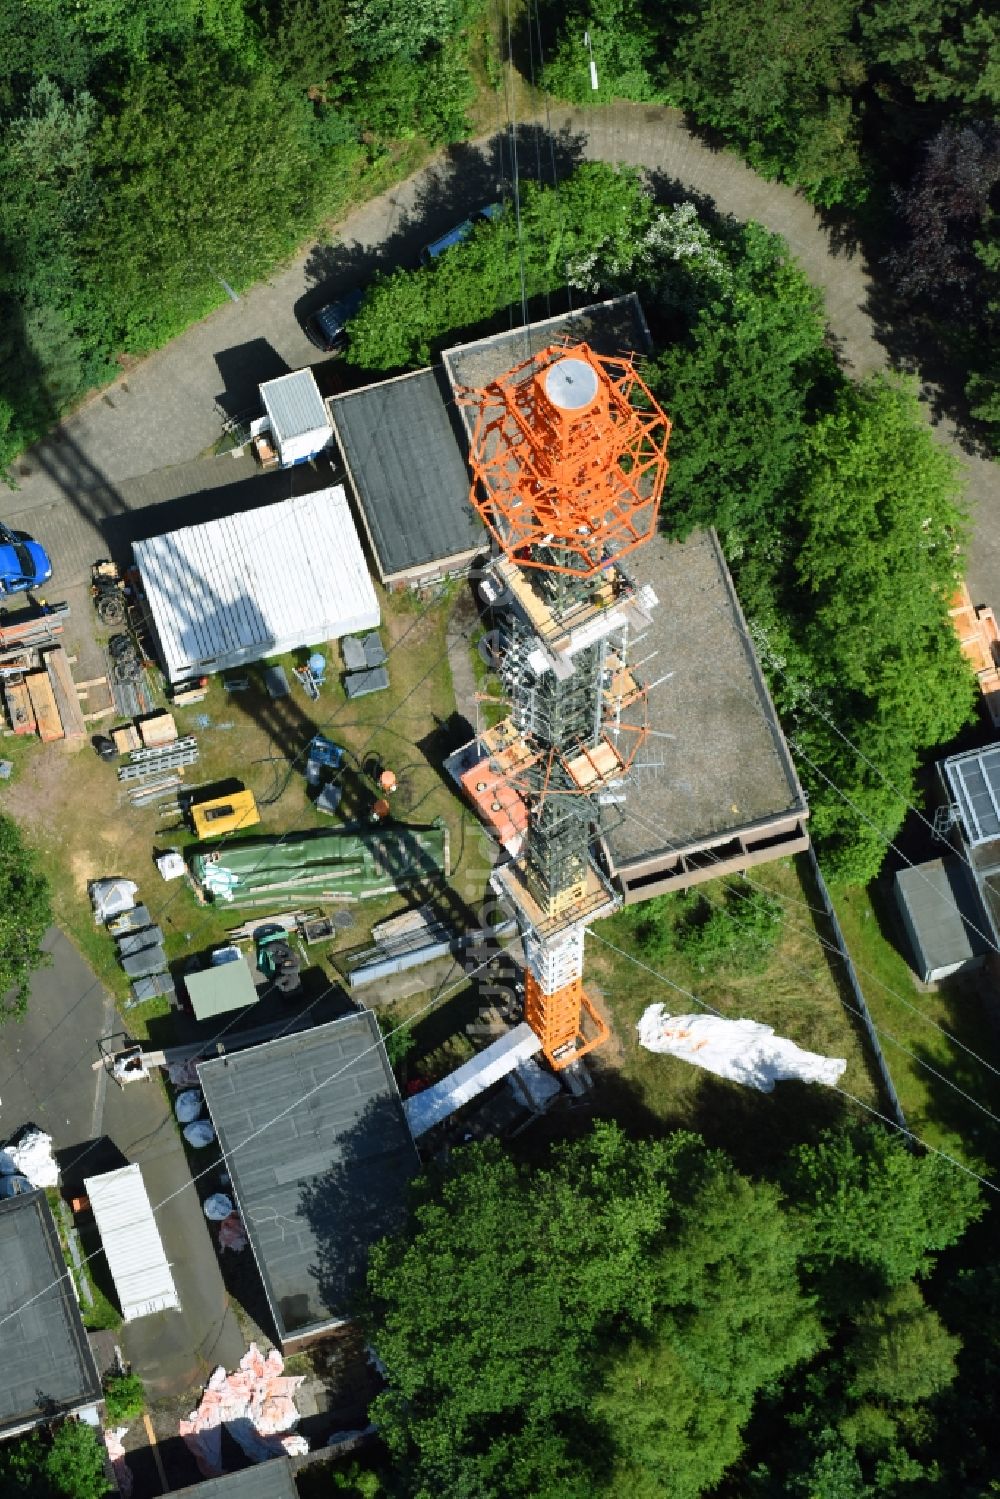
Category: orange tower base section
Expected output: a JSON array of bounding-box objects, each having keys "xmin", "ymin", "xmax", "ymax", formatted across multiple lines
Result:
[{"xmin": 524, "ymin": 973, "xmax": 610, "ymax": 1070}]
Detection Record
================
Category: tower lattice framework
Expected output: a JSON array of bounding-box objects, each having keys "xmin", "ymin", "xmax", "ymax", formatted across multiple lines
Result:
[{"xmin": 462, "ymin": 341, "xmax": 671, "ymax": 1069}]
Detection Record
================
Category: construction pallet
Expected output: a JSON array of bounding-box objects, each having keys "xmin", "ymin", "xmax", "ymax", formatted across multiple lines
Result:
[
  {"xmin": 25, "ymin": 670, "xmax": 64, "ymax": 742},
  {"xmin": 42, "ymin": 646, "xmax": 87, "ymax": 741}
]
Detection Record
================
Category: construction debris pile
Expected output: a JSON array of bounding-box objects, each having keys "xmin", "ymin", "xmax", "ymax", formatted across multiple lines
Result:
[{"xmin": 179, "ymin": 1343, "xmax": 309, "ymax": 1476}]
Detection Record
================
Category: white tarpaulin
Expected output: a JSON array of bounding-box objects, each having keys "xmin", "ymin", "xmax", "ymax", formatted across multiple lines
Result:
[
  {"xmin": 404, "ymin": 1023, "xmax": 543, "ymax": 1138},
  {"xmin": 636, "ymin": 1004, "xmax": 846, "ymax": 1092},
  {"xmin": 84, "ymin": 1164, "xmax": 180, "ymax": 1321}
]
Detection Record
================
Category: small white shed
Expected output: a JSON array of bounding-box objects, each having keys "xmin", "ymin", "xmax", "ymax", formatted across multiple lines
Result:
[
  {"xmin": 258, "ymin": 369, "xmax": 332, "ymax": 467},
  {"xmin": 133, "ymin": 485, "xmax": 380, "ymax": 682},
  {"xmin": 84, "ymin": 1164, "xmax": 180, "ymax": 1322}
]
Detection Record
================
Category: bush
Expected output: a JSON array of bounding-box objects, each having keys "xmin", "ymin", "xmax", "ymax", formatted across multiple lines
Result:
[
  {"xmin": 675, "ymin": 885, "xmax": 783, "ymax": 974},
  {"xmin": 103, "ymin": 1371, "xmax": 145, "ymax": 1423}
]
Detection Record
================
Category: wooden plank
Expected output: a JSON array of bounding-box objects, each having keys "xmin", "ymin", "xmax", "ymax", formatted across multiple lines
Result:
[
  {"xmin": 42, "ymin": 646, "xmax": 87, "ymax": 741},
  {"xmin": 83, "ymin": 706, "xmax": 116, "ymax": 723},
  {"xmin": 25, "ymin": 670, "xmax": 64, "ymax": 742},
  {"xmin": 4, "ymin": 680, "xmax": 35, "ymax": 735},
  {"xmin": 75, "ymin": 675, "xmax": 109, "ymax": 691}
]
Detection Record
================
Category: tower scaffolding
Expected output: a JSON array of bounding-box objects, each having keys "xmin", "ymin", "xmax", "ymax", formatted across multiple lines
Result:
[{"xmin": 460, "ymin": 341, "xmax": 671, "ymax": 1068}]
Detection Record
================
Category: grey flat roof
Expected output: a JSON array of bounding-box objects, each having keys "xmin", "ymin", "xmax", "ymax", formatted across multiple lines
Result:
[
  {"xmin": 895, "ymin": 857, "xmax": 989, "ymax": 974},
  {"xmin": 198, "ymin": 1012, "xmax": 418, "ymax": 1343},
  {"xmin": 329, "ymin": 366, "xmax": 483, "ymax": 581},
  {"xmin": 170, "ymin": 1458, "xmax": 299, "ymax": 1499},
  {"xmin": 0, "ymin": 1191, "xmax": 102, "ymax": 1436},
  {"xmin": 603, "ymin": 529, "xmax": 806, "ymax": 870},
  {"xmin": 443, "ymin": 293, "xmax": 651, "ymax": 430},
  {"xmin": 261, "ymin": 369, "xmax": 329, "ymax": 442}
]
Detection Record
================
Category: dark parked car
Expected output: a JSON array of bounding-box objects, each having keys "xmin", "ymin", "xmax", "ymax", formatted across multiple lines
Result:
[
  {"xmin": 306, "ymin": 286, "xmax": 366, "ymax": 354},
  {"xmin": 420, "ymin": 203, "xmax": 503, "ymax": 266}
]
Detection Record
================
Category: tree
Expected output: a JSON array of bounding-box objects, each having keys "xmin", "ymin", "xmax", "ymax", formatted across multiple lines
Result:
[
  {"xmin": 784, "ymin": 1124, "xmax": 983, "ymax": 1305},
  {"xmin": 843, "ymin": 1283, "xmax": 959, "ymax": 1402},
  {"xmin": 664, "ymin": 0, "xmax": 868, "ymax": 205},
  {"xmin": 347, "ymin": 163, "xmax": 657, "ymax": 370},
  {"xmin": 365, "ymin": 1123, "xmax": 819, "ymax": 1499},
  {"xmin": 0, "ymin": 1421, "xmax": 109, "ymax": 1499},
  {"xmin": 0, "ymin": 813, "xmax": 52, "ymax": 1021},
  {"xmin": 756, "ymin": 376, "xmax": 975, "ymax": 882},
  {"xmin": 650, "ymin": 219, "xmax": 828, "ymax": 542}
]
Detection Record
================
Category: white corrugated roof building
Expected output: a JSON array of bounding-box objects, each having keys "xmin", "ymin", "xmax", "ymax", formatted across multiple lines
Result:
[
  {"xmin": 133, "ymin": 484, "xmax": 380, "ymax": 682},
  {"xmin": 84, "ymin": 1164, "xmax": 180, "ymax": 1323}
]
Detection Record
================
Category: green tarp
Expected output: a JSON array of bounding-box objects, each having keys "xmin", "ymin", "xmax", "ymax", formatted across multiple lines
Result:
[{"xmin": 189, "ymin": 822, "xmax": 450, "ymax": 906}]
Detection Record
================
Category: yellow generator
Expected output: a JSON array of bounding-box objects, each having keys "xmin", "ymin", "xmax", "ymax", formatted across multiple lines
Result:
[{"xmin": 190, "ymin": 787, "xmax": 260, "ymax": 840}]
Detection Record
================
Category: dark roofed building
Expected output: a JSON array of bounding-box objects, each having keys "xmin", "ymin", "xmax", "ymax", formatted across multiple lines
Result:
[
  {"xmin": 894, "ymin": 857, "xmax": 989, "ymax": 984},
  {"xmin": 598, "ymin": 530, "xmax": 809, "ymax": 899},
  {"xmin": 170, "ymin": 1457, "xmax": 299, "ymax": 1498},
  {"xmin": 0, "ymin": 1191, "xmax": 102, "ymax": 1439},
  {"xmin": 328, "ymin": 366, "xmax": 483, "ymax": 586},
  {"xmin": 198, "ymin": 1011, "xmax": 418, "ymax": 1350}
]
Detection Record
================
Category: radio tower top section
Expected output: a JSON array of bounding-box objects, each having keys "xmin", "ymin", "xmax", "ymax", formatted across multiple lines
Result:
[{"xmin": 465, "ymin": 340, "xmax": 671, "ymax": 578}]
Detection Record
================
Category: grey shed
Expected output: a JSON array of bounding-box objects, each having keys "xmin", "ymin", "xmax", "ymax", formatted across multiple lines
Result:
[{"xmin": 894, "ymin": 856, "xmax": 989, "ymax": 983}]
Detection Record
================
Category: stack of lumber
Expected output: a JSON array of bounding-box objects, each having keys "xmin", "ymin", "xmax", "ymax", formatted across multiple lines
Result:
[
  {"xmin": 1, "ymin": 643, "xmax": 95, "ymax": 744},
  {"xmin": 949, "ymin": 583, "xmax": 1000, "ymax": 727}
]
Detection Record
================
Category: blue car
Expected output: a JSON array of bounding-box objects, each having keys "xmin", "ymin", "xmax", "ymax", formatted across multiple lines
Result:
[
  {"xmin": 0, "ymin": 524, "xmax": 52, "ymax": 595},
  {"xmin": 420, "ymin": 203, "xmax": 503, "ymax": 266}
]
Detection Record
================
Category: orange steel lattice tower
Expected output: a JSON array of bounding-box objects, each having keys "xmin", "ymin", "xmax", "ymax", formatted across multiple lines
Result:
[{"xmin": 462, "ymin": 341, "xmax": 671, "ymax": 1069}]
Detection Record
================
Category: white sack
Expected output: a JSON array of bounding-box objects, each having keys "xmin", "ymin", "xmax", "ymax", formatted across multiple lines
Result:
[
  {"xmin": 0, "ymin": 1127, "xmax": 59, "ymax": 1186},
  {"xmin": 636, "ymin": 1004, "xmax": 846, "ymax": 1093},
  {"xmin": 175, "ymin": 1089, "xmax": 203, "ymax": 1123},
  {"xmin": 204, "ymin": 1193, "xmax": 234, "ymax": 1221}
]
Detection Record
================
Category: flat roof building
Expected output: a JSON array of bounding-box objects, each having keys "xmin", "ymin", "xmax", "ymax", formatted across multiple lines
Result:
[
  {"xmin": 597, "ymin": 530, "xmax": 809, "ymax": 901},
  {"xmin": 134, "ymin": 484, "xmax": 379, "ymax": 683},
  {"xmin": 0, "ymin": 1191, "xmax": 102, "ymax": 1440},
  {"xmin": 937, "ymin": 743, "xmax": 1000, "ymax": 951},
  {"xmin": 328, "ymin": 367, "xmax": 483, "ymax": 587},
  {"xmin": 198, "ymin": 1011, "xmax": 418, "ymax": 1350}
]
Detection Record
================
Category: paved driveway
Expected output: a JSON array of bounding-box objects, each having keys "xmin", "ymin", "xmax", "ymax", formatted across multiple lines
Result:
[{"xmin": 5, "ymin": 101, "xmax": 998, "ymax": 602}]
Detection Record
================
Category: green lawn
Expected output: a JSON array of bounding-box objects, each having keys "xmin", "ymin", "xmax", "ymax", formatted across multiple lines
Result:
[
  {"xmin": 584, "ymin": 857, "xmax": 881, "ymax": 1169},
  {"xmin": 832, "ymin": 880, "xmax": 1000, "ymax": 1172}
]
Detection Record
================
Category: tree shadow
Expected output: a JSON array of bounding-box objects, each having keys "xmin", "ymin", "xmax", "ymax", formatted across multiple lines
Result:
[{"xmin": 214, "ymin": 339, "xmax": 290, "ymax": 420}]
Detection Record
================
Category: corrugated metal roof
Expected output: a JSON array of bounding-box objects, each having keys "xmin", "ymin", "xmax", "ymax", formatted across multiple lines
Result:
[
  {"xmin": 198, "ymin": 1012, "xmax": 418, "ymax": 1344},
  {"xmin": 261, "ymin": 369, "xmax": 329, "ymax": 443},
  {"xmin": 329, "ymin": 367, "xmax": 483, "ymax": 581},
  {"xmin": 84, "ymin": 1164, "xmax": 180, "ymax": 1322},
  {"xmin": 133, "ymin": 485, "xmax": 380, "ymax": 682},
  {"xmin": 0, "ymin": 1191, "xmax": 103, "ymax": 1435}
]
